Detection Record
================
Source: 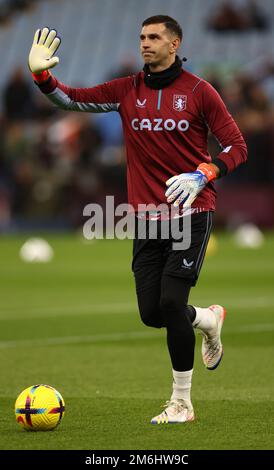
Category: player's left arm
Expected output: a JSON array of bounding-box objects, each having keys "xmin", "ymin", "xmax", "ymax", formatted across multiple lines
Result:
[
  {"xmin": 199, "ymin": 80, "xmax": 248, "ymax": 176},
  {"xmin": 166, "ymin": 81, "xmax": 247, "ymax": 207}
]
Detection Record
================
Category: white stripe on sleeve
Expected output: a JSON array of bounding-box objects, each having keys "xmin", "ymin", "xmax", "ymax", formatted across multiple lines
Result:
[{"xmin": 47, "ymin": 87, "xmax": 120, "ymax": 113}]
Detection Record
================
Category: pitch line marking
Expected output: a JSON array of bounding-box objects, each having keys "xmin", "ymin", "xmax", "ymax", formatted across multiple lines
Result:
[
  {"xmin": 0, "ymin": 323, "xmax": 274, "ymax": 349},
  {"xmin": 0, "ymin": 296, "xmax": 274, "ymax": 320}
]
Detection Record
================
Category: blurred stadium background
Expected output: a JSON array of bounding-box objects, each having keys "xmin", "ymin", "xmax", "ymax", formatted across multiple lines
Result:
[{"xmin": 0, "ymin": 0, "xmax": 274, "ymax": 450}]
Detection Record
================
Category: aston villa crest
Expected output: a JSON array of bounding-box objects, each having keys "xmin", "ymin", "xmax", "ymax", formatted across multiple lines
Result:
[{"xmin": 173, "ymin": 95, "xmax": 187, "ymax": 111}]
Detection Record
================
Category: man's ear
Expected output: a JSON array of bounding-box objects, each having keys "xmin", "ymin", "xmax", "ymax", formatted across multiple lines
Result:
[{"xmin": 170, "ymin": 37, "xmax": 181, "ymax": 53}]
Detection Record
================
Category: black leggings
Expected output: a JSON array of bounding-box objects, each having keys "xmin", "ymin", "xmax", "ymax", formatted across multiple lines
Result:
[{"xmin": 136, "ymin": 276, "xmax": 196, "ymax": 371}]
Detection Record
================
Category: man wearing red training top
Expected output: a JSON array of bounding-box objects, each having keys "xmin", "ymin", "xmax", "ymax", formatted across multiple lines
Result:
[{"xmin": 28, "ymin": 15, "xmax": 247, "ymax": 425}]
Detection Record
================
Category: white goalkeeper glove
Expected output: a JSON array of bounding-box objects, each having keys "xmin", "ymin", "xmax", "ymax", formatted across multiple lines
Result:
[
  {"xmin": 28, "ymin": 27, "xmax": 61, "ymax": 74},
  {"xmin": 165, "ymin": 163, "xmax": 217, "ymax": 208}
]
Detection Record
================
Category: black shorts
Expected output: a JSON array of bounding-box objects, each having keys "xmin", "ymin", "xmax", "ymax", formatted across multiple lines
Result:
[{"xmin": 132, "ymin": 211, "xmax": 213, "ymax": 290}]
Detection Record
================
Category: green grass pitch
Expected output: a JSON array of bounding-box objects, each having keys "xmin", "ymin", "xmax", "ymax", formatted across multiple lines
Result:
[{"xmin": 0, "ymin": 233, "xmax": 273, "ymax": 450}]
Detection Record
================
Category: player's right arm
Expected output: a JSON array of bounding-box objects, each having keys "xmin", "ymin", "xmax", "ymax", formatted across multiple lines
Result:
[{"xmin": 28, "ymin": 27, "xmax": 133, "ymax": 113}]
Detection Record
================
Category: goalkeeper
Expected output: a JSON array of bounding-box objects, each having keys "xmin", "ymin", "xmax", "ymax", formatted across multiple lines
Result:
[{"xmin": 28, "ymin": 16, "xmax": 247, "ymax": 425}]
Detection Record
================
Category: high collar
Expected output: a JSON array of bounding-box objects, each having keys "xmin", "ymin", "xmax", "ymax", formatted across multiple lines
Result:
[{"xmin": 143, "ymin": 55, "xmax": 183, "ymax": 90}]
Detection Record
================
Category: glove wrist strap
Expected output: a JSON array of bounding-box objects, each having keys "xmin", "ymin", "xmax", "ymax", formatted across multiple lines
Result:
[
  {"xmin": 31, "ymin": 70, "xmax": 51, "ymax": 84},
  {"xmin": 197, "ymin": 163, "xmax": 217, "ymax": 182}
]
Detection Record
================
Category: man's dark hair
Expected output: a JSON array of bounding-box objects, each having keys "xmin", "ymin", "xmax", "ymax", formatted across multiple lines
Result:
[{"xmin": 142, "ymin": 15, "xmax": 183, "ymax": 41}]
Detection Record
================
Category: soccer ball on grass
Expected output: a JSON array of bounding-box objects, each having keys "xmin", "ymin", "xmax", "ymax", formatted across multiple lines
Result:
[{"xmin": 15, "ymin": 384, "xmax": 65, "ymax": 431}]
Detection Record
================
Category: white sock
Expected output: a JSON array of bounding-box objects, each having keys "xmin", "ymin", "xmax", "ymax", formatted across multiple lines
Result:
[
  {"xmin": 192, "ymin": 306, "xmax": 216, "ymax": 331},
  {"xmin": 171, "ymin": 369, "xmax": 193, "ymax": 406}
]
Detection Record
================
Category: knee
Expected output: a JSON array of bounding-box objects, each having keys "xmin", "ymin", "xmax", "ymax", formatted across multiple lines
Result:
[
  {"xmin": 160, "ymin": 292, "xmax": 186, "ymax": 314},
  {"xmin": 135, "ymin": 286, "xmax": 164, "ymax": 329},
  {"xmin": 160, "ymin": 293, "xmax": 188, "ymax": 325},
  {"xmin": 138, "ymin": 305, "xmax": 163, "ymax": 329}
]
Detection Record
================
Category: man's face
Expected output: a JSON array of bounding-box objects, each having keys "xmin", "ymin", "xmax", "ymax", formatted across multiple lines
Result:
[{"xmin": 140, "ymin": 23, "xmax": 179, "ymax": 68}]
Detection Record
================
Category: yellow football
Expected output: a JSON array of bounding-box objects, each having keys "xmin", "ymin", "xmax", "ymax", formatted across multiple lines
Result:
[{"xmin": 15, "ymin": 384, "xmax": 65, "ymax": 431}]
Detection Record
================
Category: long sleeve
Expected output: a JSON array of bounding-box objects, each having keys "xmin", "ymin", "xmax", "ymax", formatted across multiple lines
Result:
[
  {"xmin": 197, "ymin": 81, "xmax": 248, "ymax": 175},
  {"xmin": 34, "ymin": 74, "xmax": 134, "ymax": 113}
]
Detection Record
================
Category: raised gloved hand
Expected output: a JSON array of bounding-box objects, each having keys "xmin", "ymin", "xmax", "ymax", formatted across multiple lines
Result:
[
  {"xmin": 165, "ymin": 163, "xmax": 217, "ymax": 208},
  {"xmin": 28, "ymin": 27, "xmax": 61, "ymax": 74}
]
